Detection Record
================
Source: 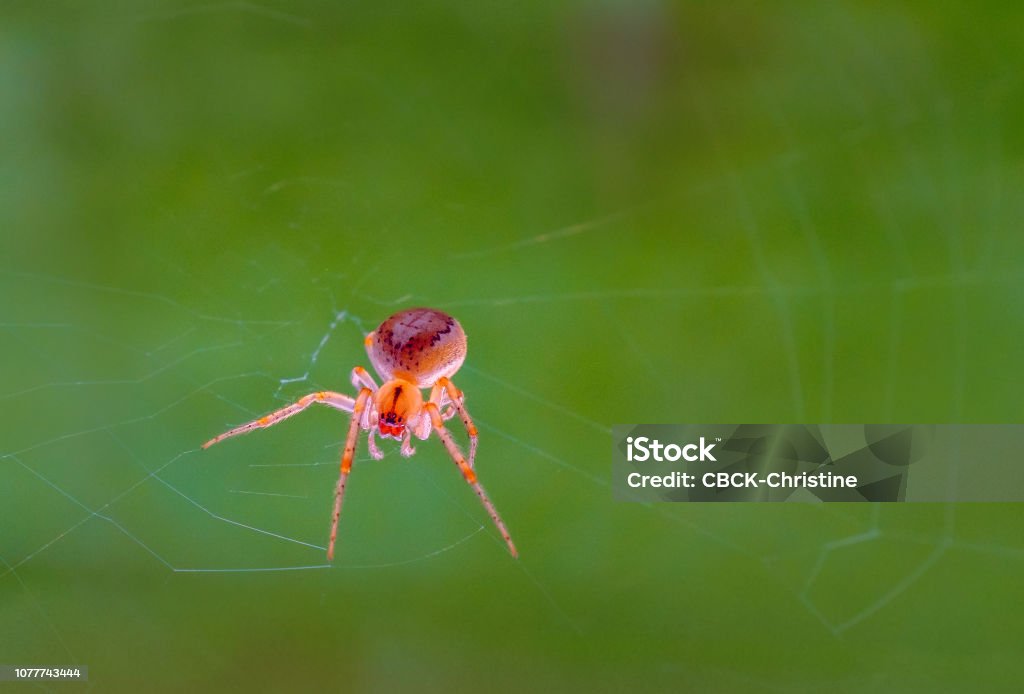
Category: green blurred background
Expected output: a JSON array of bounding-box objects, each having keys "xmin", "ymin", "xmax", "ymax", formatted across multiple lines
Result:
[{"xmin": 2, "ymin": 1, "xmax": 1023, "ymax": 691}]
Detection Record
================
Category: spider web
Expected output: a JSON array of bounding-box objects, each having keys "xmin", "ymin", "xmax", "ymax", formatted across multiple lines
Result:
[{"xmin": 2, "ymin": 1, "xmax": 1023, "ymax": 691}]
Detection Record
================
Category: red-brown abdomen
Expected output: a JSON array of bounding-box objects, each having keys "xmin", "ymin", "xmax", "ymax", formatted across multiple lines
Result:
[{"xmin": 365, "ymin": 308, "xmax": 467, "ymax": 387}]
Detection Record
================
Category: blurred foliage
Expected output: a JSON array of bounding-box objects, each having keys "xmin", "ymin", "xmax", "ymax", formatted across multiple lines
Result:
[{"xmin": 1, "ymin": 1, "xmax": 1022, "ymax": 692}]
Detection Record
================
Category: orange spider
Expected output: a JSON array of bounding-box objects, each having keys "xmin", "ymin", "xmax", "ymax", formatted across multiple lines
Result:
[{"xmin": 202, "ymin": 308, "xmax": 517, "ymax": 560}]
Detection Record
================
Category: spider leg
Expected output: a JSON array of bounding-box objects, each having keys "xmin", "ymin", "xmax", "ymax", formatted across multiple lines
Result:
[
  {"xmin": 436, "ymin": 389, "xmax": 457, "ymax": 420},
  {"xmin": 400, "ymin": 429, "xmax": 416, "ymax": 457},
  {"xmin": 328, "ymin": 387, "xmax": 373, "ymax": 561},
  {"xmin": 202, "ymin": 391, "xmax": 356, "ymax": 449},
  {"xmin": 366, "ymin": 427, "xmax": 384, "ymax": 460},
  {"xmin": 413, "ymin": 411, "xmax": 433, "ymax": 441},
  {"xmin": 424, "ymin": 402, "xmax": 517, "ymax": 558},
  {"xmin": 351, "ymin": 366, "xmax": 379, "ymax": 393},
  {"xmin": 439, "ymin": 398, "xmax": 457, "ymax": 421},
  {"xmin": 430, "ymin": 377, "xmax": 478, "ymax": 469}
]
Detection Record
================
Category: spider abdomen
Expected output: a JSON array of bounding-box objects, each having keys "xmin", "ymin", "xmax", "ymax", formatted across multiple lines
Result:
[{"xmin": 365, "ymin": 308, "xmax": 467, "ymax": 387}]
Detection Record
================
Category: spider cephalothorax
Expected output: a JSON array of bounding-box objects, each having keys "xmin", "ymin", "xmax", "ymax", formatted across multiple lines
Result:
[
  {"xmin": 202, "ymin": 307, "xmax": 516, "ymax": 560},
  {"xmin": 374, "ymin": 380, "xmax": 420, "ymax": 439}
]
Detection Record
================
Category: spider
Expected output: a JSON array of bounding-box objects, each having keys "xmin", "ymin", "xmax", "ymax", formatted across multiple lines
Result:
[{"xmin": 202, "ymin": 307, "xmax": 518, "ymax": 560}]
